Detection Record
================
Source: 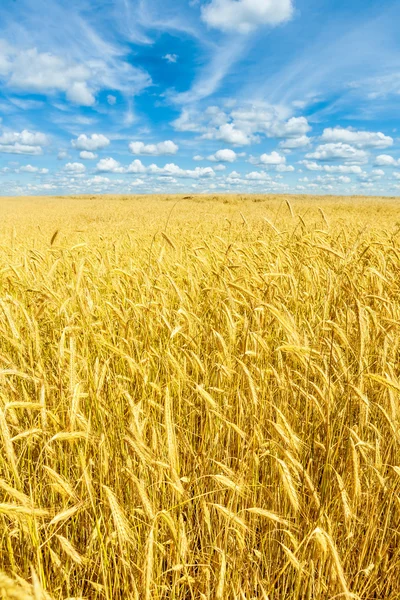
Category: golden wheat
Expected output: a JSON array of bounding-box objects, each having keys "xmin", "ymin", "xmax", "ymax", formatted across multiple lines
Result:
[{"xmin": 0, "ymin": 193, "xmax": 399, "ymax": 598}]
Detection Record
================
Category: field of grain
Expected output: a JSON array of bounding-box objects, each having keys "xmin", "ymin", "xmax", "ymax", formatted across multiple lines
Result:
[{"xmin": 0, "ymin": 193, "xmax": 400, "ymax": 599}]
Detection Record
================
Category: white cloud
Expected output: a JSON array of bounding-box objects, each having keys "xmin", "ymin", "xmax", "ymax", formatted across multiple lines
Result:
[
  {"xmin": 375, "ymin": 154, "xmax": 400, "ymax": 166},
  {"xmin": 96, "ymin": 157, "xmax": 125, "ymax": 173},
  {"xmin": 299, "ymin": 161, "xmax": 364, "ymax": 174},
  {"xmin": 214, "ymin": 164, "xmax": 226, "ymax": 171},
  {"xmin": 276, "ymin": 164, "xmax": 295, "ymax": 172},
  {"xmin": 129, "ymin": 140, "xmax": 179, "ymax": 155},
  {"xmin": 80, "ymin": 151, "xmax": 97, "ymax": 160},
  {"xmin": 107, "ymin": 95, "xmax": 117, "ymax": 105},
  {"xmin": 163, "ymin": 54, "xmax": 178, "ymax": 63},
  {"xmin": 203, "ymin": 123, "xmax": 255, "ymax": 146},
  {"xmin": 72, "ymin": 134, "xmax": 110, "ymax": 152},
  {"xmin": 306, "ymin": 143, "xmax": 368, "ymax": 163},
  {"xmin": 64, "ymin": 162, "xmax": 86, "ymax": 173},
  {"xmin": 0, "ymin": 143, "xmax": 43, "ymax": 155},
  {"xmin": 9, "ymin": 97, "xmax": 44, "ymax": 110},
  {"xmin": 19, "ymin": 164, "xmax": 47, "ymax": 173},
  {"xmin": 193, "ymin": 155, "xmax": 204, "ymax": 161},
  {"xmin": 321, "ymin": 127, "xmax": 393, "ymax": 149},
  {"xmin": 148, "ymin": 163, "xmax": 215, "ymax": 178},
  {"xmin": 314, "ymin": 174, "xmax": 351, "ymax": 184},
  {"xmin": 5, "ymin": 48, "xmax": 95, "ymax": 106},
  {"xmin": 171, "ymin": 105, "xmax": 311, "ymax": 151},
  {"xmin": 250, "ymin": 151, "xmax": 286, "ymax": 166},
  {"xmin": 67, "ymin": 81, "xmax": 95, "ymax": 106},
  {"xmin": 0, "ymin": 130, "xmax": 47, "ymax": 145},
  {"xmin": 0, "ymin": 44, "xmax": 151, "ymax": 107},
  {"xmin": 246, "ymin": 171, "xmax": 272, "ymax": 180},
  {"xmin": 129, "ymin": 178, "xmax": 146, "ymax": 186},
  {"xmin": 201, "ymin": 0, "xmax": 294, "ymax": 33},
  {"xmin": 89, "ymin": 176, "xmax": 111, "ymax": 184},
  {"xmin": 279, "ymin": 135, "xmax": 311, "ymax": 149},
  {"xmin": 393, "ymin": 172, "xmax": 400, "ymax": 180},
  {"xmin": 0, "ymin": 129, "xmax": 47, "ymax": 155},
  {"xmin": 126, "ymin": 159, "xmax": 147, "ymax": 173},
  {"xmin": 269, "ymin": 117, "xmax": 311, "ymax": 138},
  {"xmin": 208, "ymin": 149, "xmax": 237, "ymax": 162},
  {"xmin": 57, "ymin": 151, "xmax": 68, "ymax": 160},
  {"xmin": 172, "ymin": 109, "xmax": 204, "ymax": 132}
]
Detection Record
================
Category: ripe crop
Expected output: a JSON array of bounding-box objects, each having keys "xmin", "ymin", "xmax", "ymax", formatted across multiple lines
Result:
[{"xmin": 0, "ymin": 194, "xmax": 400, "ymax": 599}]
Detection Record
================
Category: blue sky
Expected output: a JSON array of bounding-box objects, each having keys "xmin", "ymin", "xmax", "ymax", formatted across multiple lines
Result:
[{"xmin": 0, "ymin": 0, "xmax": 400, "ymax": 196}]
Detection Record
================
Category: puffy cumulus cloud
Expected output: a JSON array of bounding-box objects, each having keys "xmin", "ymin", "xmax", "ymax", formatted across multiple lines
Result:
[
  {"xmin": 260, "ymin": 152, "xmax": 286, "ymax": 165},
  {"xmin": 172, "ymin": 104, "xmax": 311, "ymax": 148},
  {"xmin": 249, "ymin": 151, "xmax": 287, "ymax": 166},
  {"xmin": 3, "ymin": 48, "xmax": 95, "ymax": 106},
  {"xmin": 72, "ymin": 134, "xmax": 110, "ymax": 152},
  {"xmin": 107, "ymin": 95, "xmax": 117, "ymax": 105},
  {"xmin": 0, "ymin": 130, "xmax": 47, "ymax": 145},
  {"xmin": 193, "ymin": 155, "xmax": 204, "ymax": 161},
  {"xmin": 276, "ymin": 164, "xmax": 295, "ymax": 172},
  {"xmin": 0, "ymin": 144, "xmax": 43, "ymax": 157},
  {"xmin": 94, "ymin": 158, "xmax": 215, "ymax": 179},
  {"xmin": 279, "ymin": 135, "xmax": 311, "ymax": 149},
  {"xmin": 89, "ymin": 176, "xmax": 111, "ymax": 184},
  {"xmin": 19, "ymin": 164, "xmax": 48, "ymax": 174},
  {"xmin": 67, "ymin": 82, "xmax": 95, "ymax": 106},
  {"xmin": 64, "ymin": 162, "xmax": 86, "ymax": 173},
  {"xmin": 375, "ymin": 154, "xmax": 400, "ymax": 166},
  {"xmin": 314, "ymin": 174, "xmax": 352, "ymax": 184},
  {"xmin": 0, "ymin": 44, "xmax": 151, "ymax": 107},
  {"xmin": 126, "ymin": 159, "xmax": 147, "ymax": 174},
  {"xmin": 96, "ymin": 158, "xmax": 149, "ymax": 175},
  {"xmin": 0, "ymin": 129, "xmax": 47, "ymax": 155},
  {"xmin": 208, "ymin": 149, "xmax": 237, "ymax": 162},
  {"xmin": 321, "ymin": 127, "xmax": 393, "ymax": 149},
  {"xmin": 129, "ymin": 140, "xmax": 178, "ymax": 156},
  {"xmin": 19, "ymin": 164, "xmax": 38, "ymax": 173},
  {"xmin": 245, "ymin": 171, "xmax": 272, "ymax": 181},
  {"xmin": 201, "ymin": 0, "xmax": 294, "ymax": 33},
  {"xmin": 96, "ymin": 157, "xmax": 125, "ymax": 173},
  {"xmin": 226, "ymin": 170, "xmax": 242, "ymax": 181},
  {"xmin": 129, "ymin": 178, "xmax": 146, "ymax": 187},
  {"xmin": 80, "ymin": 151, "xmax": 97, "ymax": 160},
  {"xmin": 214, "ymin": 164, "xmax": 226, "ymax": 171},
  {"xmin": 230, "ymin": 104, "xmax": 290, "ymax": 128},
  {"xmin": 269, "ymin": 117, "xmax": 311, "ymax": 139},
  {"xmin": 393, "ymin": 172, "xmax": 400, "ymax": 179},
  {"xmin": 163, "ymin": 54, "xmax": 178, "ymax": 63},
  {"xmin": 148, "ymin": 163, "xmax": 216, "ymax": 179},
  {"xmin": 57, "ymin": 151, "xmax": 68, "ymax": 160},
  {"xmin": 203, "ymin": 123, "xmax": 255, "ymax": 146},
  {"xmin": 358, "ymin": 170, "xmax": 384, "ymax": 183},
  {"xmin": 299, "ymin": 161, "xmax": 364, "ymax": 174},
  {"xmin": 305, "ymin": 143, "xmax": 368, "ymax": 163}
]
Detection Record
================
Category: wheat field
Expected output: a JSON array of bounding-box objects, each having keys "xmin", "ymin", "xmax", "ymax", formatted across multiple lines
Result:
[{"xmin": 0, "ymin": 193, "xmax": 400, "ymax": 599}]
